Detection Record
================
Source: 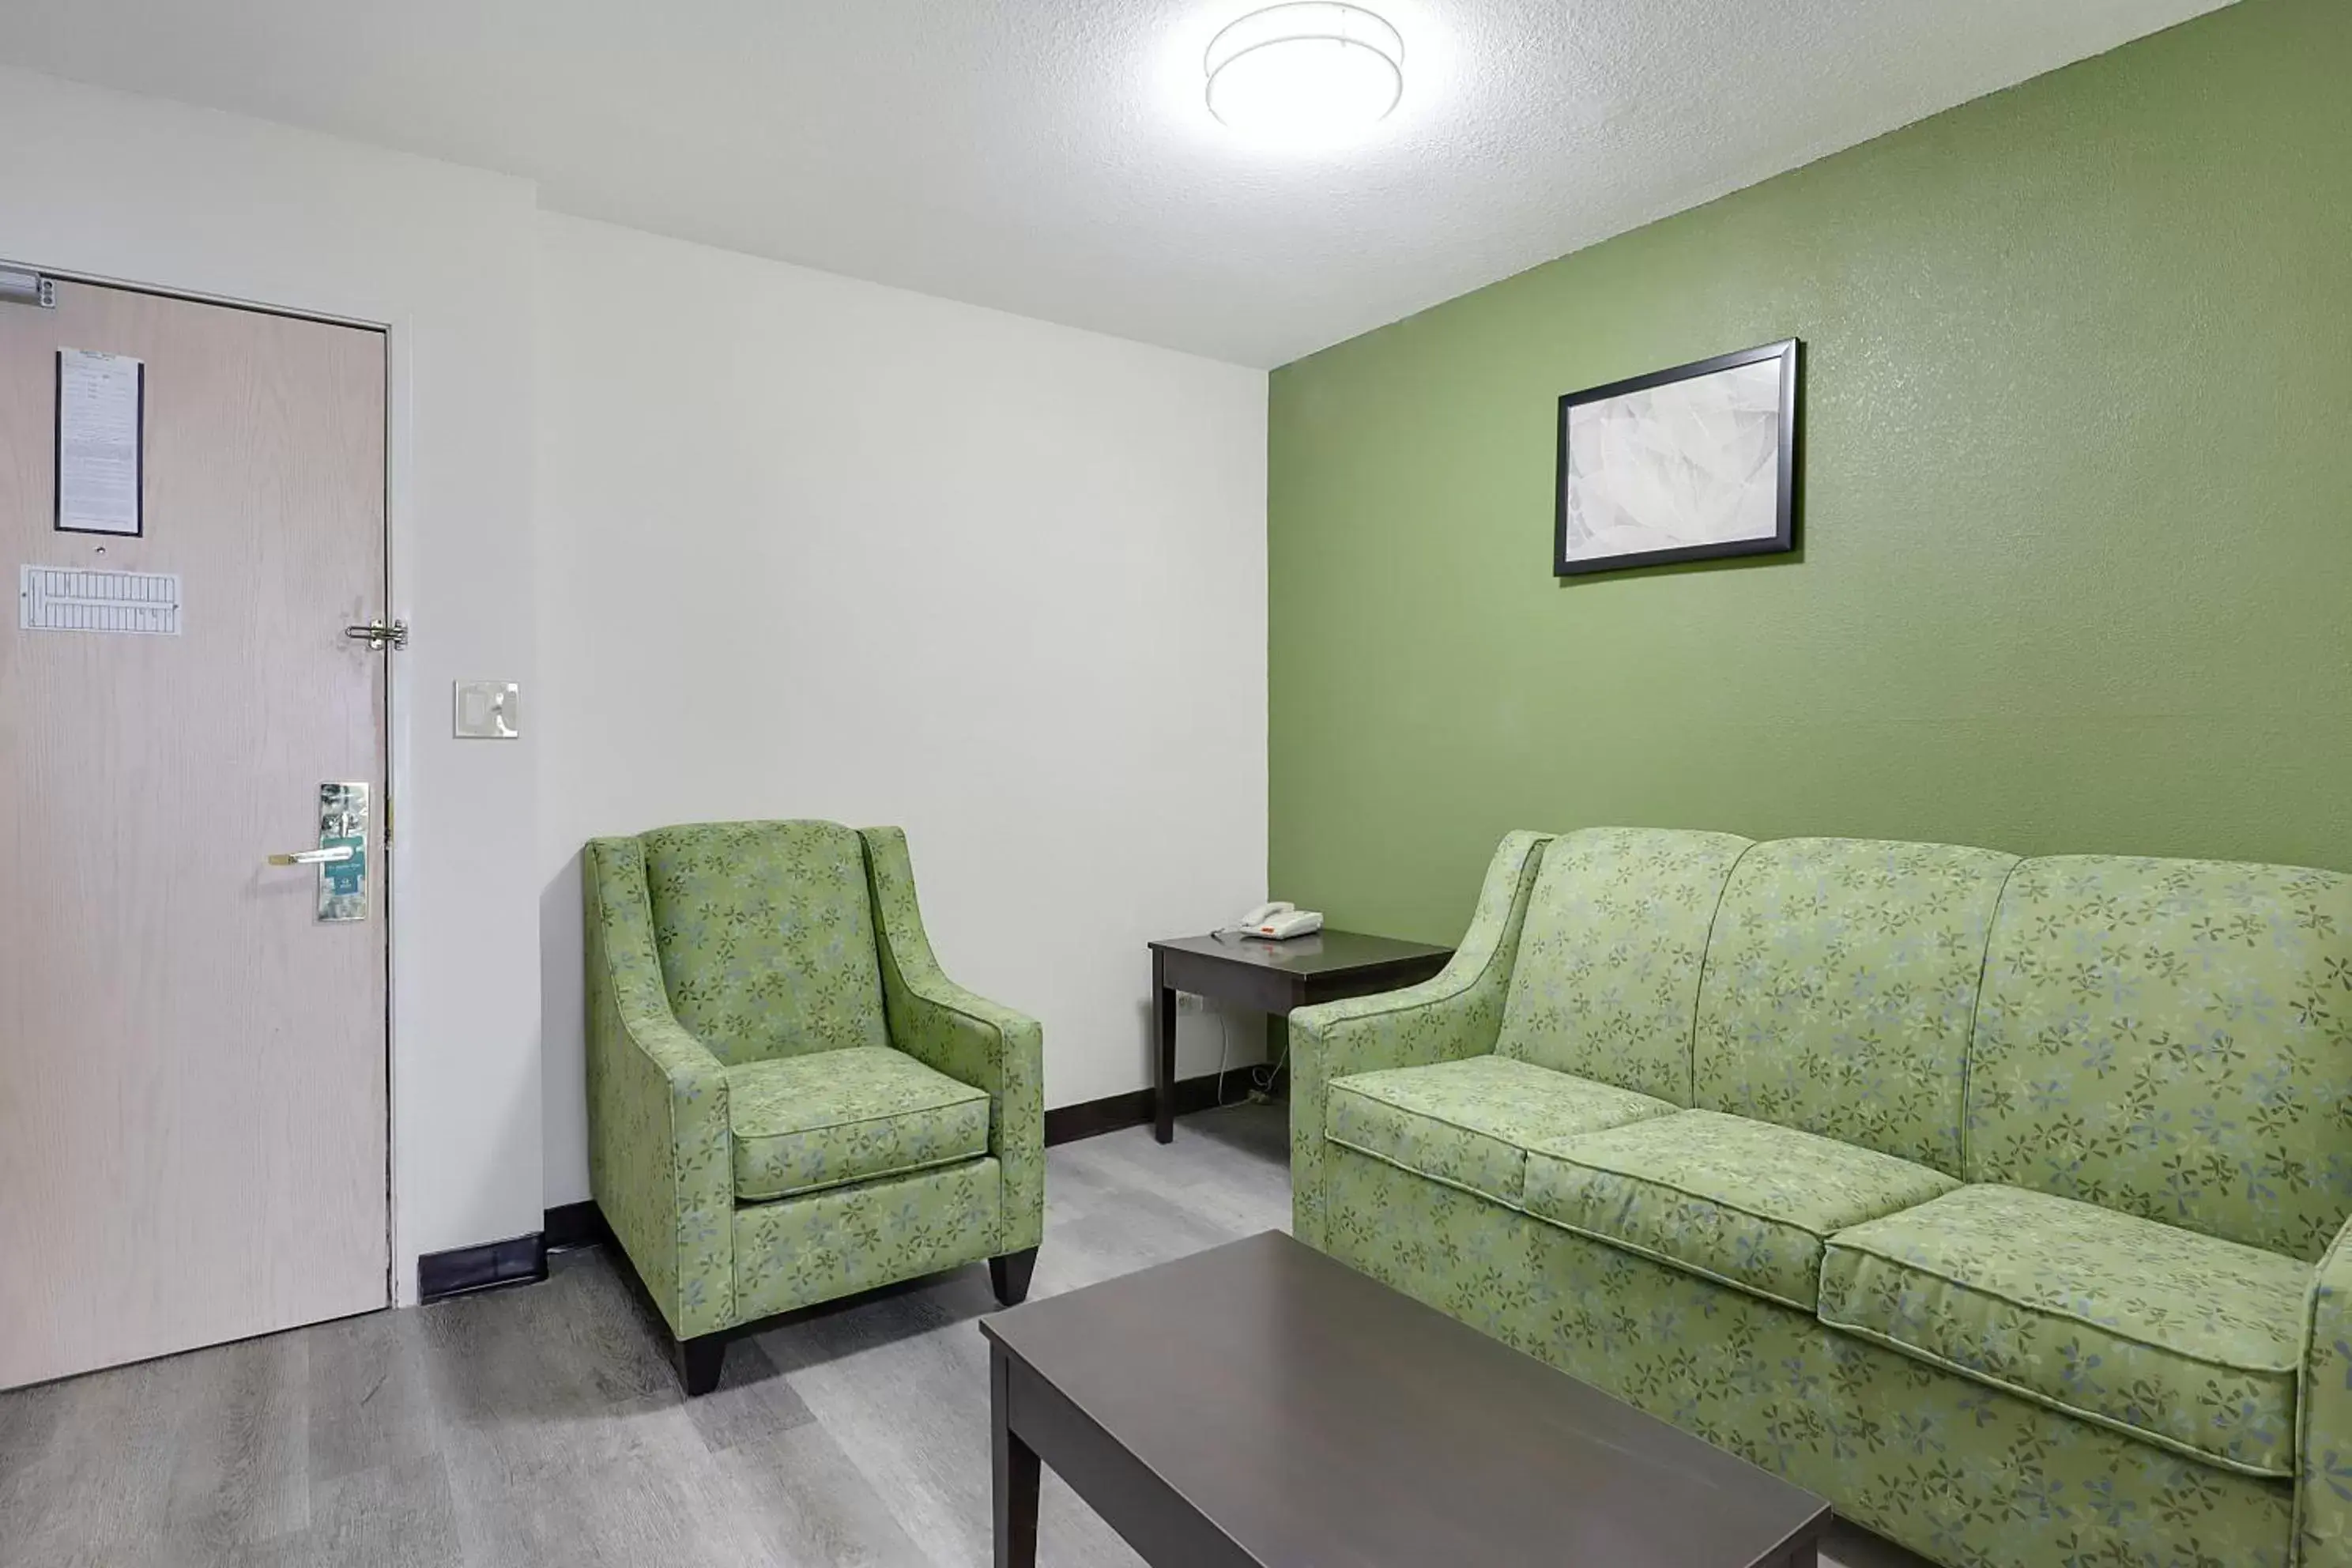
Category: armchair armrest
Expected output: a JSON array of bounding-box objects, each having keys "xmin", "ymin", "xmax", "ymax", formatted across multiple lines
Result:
[
  {"xmin": 1287, "ymin": 830, "xmax": 1551, "ymax": 1250},
  {"xmin": 2302, "ymin": 1212, "xmax": 2352, "ymax": 1564},
  {"xmin": 860, "ymin": 827, "xmax": 1045, "ymax": 1256},
  {"xmin": 582, "ymin": 836, "xmax": 736, "ymax": 1339}
]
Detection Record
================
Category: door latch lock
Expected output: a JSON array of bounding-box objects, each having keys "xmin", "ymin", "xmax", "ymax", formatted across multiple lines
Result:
[{"xmin": 345, "ymin": 618, "xmax": 409, "ymax": 652}]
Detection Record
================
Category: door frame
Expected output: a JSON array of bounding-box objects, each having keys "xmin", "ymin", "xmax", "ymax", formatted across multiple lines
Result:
[{"xmin": 9, "ymin": 255, "xmax": 409, "ymax": 1304}]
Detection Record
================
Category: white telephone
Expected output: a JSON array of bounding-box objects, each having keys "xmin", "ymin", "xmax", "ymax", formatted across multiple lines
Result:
[{"xmin": 1228, "ymin": 900, "xmax": 1324, "ymax": 940}]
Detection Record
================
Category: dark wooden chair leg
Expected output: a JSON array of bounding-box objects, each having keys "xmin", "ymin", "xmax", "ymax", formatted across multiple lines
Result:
[
  {"xmin": 674, "ymin": 1332, "xmax": 726, "ymax": 1396},
  {"xmin": 990, "ymin": 1247, "xmax": 1039, "ymax": 1306}
]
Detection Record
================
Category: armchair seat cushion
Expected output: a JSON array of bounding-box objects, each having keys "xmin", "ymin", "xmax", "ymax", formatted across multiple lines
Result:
[
  {"xmin": 724, "ymin": 1046, "xmax": 989, "ymax": 1202},
  {"xmin": 1325, "ymin": 1054, "xmax": 1677, "ymax": 1208},
  {"xmin": 1819, "ymin": 1185, "xmax": 2308, "ymax": 1478},
  {"xmin": 1524, "ymin": 1110, "xmax": 1959, "ymax": 1310}
]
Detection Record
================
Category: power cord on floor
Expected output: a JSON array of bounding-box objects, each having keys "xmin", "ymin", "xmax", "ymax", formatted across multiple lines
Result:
[
  {"xmin": 1209, "ymin": 1008, "xmax": 1289, "ymax": 1110},
  {"xmin": 1250, "ymin": 1029, "xmax": 1292, "ymax": 1103}
]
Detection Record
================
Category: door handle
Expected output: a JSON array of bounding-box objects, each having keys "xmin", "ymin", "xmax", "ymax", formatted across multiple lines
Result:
[
  {"xmin": 278, "ymin": 782, "xmax": 370, "ymax": 922},
  {"xmin": 267, "ymin": 845, "xmax": 356, "ymax": 867}
]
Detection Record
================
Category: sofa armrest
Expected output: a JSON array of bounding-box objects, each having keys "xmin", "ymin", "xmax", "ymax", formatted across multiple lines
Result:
[
  {"xmin": 861, "ymin": 827, "xmax": 1044, "ymax": 1256},
  {"xmin": 1286, "ymin": 830, "xmax": 1551, "ymax": 1251},
  {"xmin": 2302, "ymin": 1212, "xmax": 2352, "ymax": 1564},
  {"xmin": 582, "ymin": 836, "xmax": 736, "ymax": 1339}
]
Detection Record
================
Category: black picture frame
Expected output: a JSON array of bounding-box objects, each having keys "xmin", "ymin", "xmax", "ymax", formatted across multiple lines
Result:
[{"xmin": 1554, "ymin": 337, "xmax": 1798, "ymax": 577}]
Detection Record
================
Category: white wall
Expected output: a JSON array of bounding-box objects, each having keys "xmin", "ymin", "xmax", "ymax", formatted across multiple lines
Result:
[
  {"xmin": 0, "ymin": 67, "xmax": 543, "ymax": 1298},
  {"xmin": 536, "ymin": 214, "xmax": 1268, "ymax": 1204},
  {"xmin": 0, "ymin": 62, "xmax": 1272, "ymax": 1275}
]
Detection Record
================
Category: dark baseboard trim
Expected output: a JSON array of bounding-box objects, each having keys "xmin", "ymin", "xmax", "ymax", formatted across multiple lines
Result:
[
  {"xmin": 417, "ymin": 1203, "xmax": 615, "ymax": 1304},
  {"xmin": 417, "ymin": 1200, "xmax": 620, "ymax": 1304},
  {"xmin": 543, "ymin": 1198, "xmax": 614, "ymax": 1253},
  {"xmin": 417, "ymin": 1231, "xmax": 546, "ymax": 1303},
  {"xmin": 1045, "ymin": 1069, "xmax": 1283, "ymax": 1148},
  {"xmin": 1045, "ymin": 1087, "xmax": 1155, "ymax": 1147}
]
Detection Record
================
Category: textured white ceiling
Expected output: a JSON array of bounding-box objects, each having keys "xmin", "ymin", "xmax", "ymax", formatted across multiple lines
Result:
[{"xmin": 0, "ymin": 0, "xmax": 2230, "ymax": 366}]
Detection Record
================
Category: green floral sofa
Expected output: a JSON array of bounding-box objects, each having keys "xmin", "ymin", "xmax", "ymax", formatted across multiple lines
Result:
[
  {"xmin": 1290, "ymin": 828, "xmax": 2352, "ymax": 1568},
  {"xmin": 583, "ymin": 820, "xmax": 1043, "ymax": 1393}
]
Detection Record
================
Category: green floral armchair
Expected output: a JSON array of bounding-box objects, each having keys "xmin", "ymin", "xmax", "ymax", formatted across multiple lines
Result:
[{"xmin": 583, "ymin": 819, "xmax": 1043, "ymax": 1393}]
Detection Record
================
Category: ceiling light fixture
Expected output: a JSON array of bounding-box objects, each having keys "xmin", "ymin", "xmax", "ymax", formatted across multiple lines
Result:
[{"xmin": 1204, "ymin": 3, "xmax": 1404, "ymax": 147}]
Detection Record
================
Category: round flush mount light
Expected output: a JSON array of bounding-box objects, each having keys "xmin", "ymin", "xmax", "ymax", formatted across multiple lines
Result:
[{"xmin": 1204, "ymin": 3, "xmax": 1404, "ymax": 146}]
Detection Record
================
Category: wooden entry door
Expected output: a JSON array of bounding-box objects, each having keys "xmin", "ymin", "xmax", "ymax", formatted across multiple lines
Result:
[{"xmin": 0, "ymin": 277, "xmax": 390, "ymax": 1388}]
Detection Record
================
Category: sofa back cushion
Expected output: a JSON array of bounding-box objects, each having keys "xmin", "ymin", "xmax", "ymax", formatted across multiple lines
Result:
[
  {"xmin": 638, "ymin": 820, "xmax": 891, "ymax": 1065},
  {"xmin": 1692, "ymin": 838, "xmax": 2018, "ymax": 1174},
  {"xmin": 1495, "ymin": 827, "xmax": 1752, "ymax": 1102},
  {"xmin": 1968, "ymin": 854, "xmax": 2352, "ymax": 1261}
]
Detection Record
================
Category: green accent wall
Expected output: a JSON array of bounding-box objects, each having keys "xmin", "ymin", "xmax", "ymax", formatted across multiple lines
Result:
[{"xmin": 1268, "ymin": 0, "xmax": 2352, "ymax": 943}]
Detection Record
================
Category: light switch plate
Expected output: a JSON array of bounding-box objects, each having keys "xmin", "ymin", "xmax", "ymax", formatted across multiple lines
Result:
[{"xmin": 454, "ymin": 680, "xmax": 521, "ymax": 739}]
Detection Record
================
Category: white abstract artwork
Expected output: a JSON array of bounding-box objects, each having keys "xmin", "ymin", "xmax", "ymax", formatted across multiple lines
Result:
[{"xmin": 1557, "ymin": 348, "xmax": 1792, "ymax": 573}]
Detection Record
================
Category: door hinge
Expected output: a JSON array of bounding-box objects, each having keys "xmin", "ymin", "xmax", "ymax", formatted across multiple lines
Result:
[
  {"xmin": 345, "ymin": 618, "xmax": 409, "ymax": 652},
  {"xmin": 0, "ymin": 268, "xmax": 55, "ymax": 309}
]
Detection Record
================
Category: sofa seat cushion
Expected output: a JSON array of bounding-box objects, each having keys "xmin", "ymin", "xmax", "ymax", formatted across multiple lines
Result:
[
  {"xmin": 1820, "ymin": 1185, "xmax": 2307, "ymax": 1478},
  {"xmin": 1524, "ymin": 1110, "xmax": 1959, "ymax": 1310},
  {"xmin": 724, "ymin": 1046, "xmax": 989, "ymax": 1202},
  {"xmin": 1325, "ymin": 1055, "xmax": 1677, "ymax": 1208}
]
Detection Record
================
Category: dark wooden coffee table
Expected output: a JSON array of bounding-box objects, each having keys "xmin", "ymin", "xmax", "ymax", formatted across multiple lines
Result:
[
  {"xmin": 981, "ymin": 1231, "xmax": 1830, "ymax": 1568},
  {"xmin": 1148, "ymin": 930, "xmax": 1452, "ymax": 1142}
]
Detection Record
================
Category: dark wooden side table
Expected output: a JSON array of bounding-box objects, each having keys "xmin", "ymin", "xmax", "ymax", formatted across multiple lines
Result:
[{"xmin": 1146, "ymin": 929, "xmax": 1452, "ymax": 1143}]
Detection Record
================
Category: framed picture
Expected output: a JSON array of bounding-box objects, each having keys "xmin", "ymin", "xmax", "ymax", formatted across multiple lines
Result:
[{"xmin": 1554, "ymin": 338, "xmax": 1799, "ymax": 576}]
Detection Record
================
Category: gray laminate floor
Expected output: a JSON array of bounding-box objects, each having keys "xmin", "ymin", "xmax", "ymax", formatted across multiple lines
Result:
[{"xmin": 0, "ymin": 1102, "xmax": 1922, "ymax": 1567}]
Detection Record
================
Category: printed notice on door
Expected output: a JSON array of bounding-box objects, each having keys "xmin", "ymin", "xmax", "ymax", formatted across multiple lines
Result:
[
  {"xmin": 19, "ymin": 566, "xmax": 182, "ymax": 635},
  {"xmin": 56, "ymin": 349, "xmax": 145, "ymax": 537}
]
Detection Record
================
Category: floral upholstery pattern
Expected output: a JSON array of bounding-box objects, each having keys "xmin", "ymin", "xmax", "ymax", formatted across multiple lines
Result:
[
  {"xmin": 584, "ymin": 835, "xmax": 737, "ymax": 1339},
  {"xmin": 1525, "ymin": 1109, "xmax": 1958, "ymax": 1310},
  {"xmin": 639, "ymin": 820, "xmax": 892, "ymax": 1064},
  {"xmin": 734, "ymin": 1158, "xmax": 1001, "ymax": 1322},
  {"xmin": 2303, "ymin": 1214, "xmax": 2352, "ymax": 1564},
  {"xmin": 1326, "ymin": 1054, "xmax": 1675, "ymax": 1207},
  {"xmin": 1822, "ymin": 1185, "xmax": 2307, "ymax": 1478},
  {"xmin": 724, "ymin": 1045, "xmax": 989, "ymax": 1202},
  {"xmin": 1494, "ymin": 827, "xmax": 1752, "ymax": 1100},
  {"xmin": 1967, "ymin": 855, "xmax": 2352, "ymax": 1261},
  {"xmin": 861, "ymin": 826, "xmax": 1044, "ymax": 1257},
  {"xmin": 1297, "ymin": 827, "xmax": 2352, "ymax": 1568},
  {"xmin": 1694, "ymin": 838, "xmax": 2018, "ymax": 1174},
  {"xmin": 584, "ymin": 822, "xmax": 1042, "ymax": 1343},
  {"xmin": 1324, "ymin": 1144, "xmax": 2295, "ymax": 1568},
  {"xmin": 1287, "ymin": 831, "xmax": 1549, "ymax": 1251}
]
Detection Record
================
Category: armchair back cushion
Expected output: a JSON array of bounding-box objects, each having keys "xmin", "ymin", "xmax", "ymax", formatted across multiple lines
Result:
[
  {"xmin": 1494, "ymin": 827, "xmax": 1751, "ymax": 1102},
  {"xmin": 639, "ymin": 820, "xmax": 891, "ymax": 1065},
  {"xmin": 1692, "ymin": 838, "xmax": 2017, "ymax": 1175},
  {"xmin": 1966, "ymin": 855, "xmax": 2352, "ymax": 1261}
]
